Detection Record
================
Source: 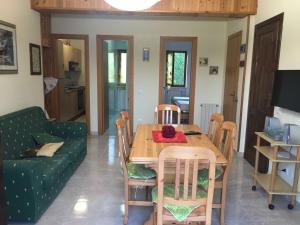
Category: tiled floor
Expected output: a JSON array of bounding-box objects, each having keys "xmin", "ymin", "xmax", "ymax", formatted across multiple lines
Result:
[{"xmin": 10, "ymin": 134, "xmax": 300, "ymax": 225}]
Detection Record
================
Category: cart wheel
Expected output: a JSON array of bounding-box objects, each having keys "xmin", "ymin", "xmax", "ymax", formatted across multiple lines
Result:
[
  {"xmin": 288, "ymin": 204, "xmax": 294, "ymax": 210},
  {"xmin": 268, "ymin": 204, "xmax": 275, "ymax": 210},
  {"xmin": 251, "ymin": 185, "xmax": 257, "ymax": 191}
]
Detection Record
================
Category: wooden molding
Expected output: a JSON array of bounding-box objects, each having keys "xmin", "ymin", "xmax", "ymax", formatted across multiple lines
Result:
[{"xmin": 31, "ymin": 0, "xmax": 257, "ymax": 17}]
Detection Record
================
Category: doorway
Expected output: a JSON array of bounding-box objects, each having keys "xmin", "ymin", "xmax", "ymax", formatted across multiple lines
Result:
[
  {"xmin": 244, "ymin": 13, "xmax": 283, "ymax": 172},
  {"xmin": 159, "ymin": 37, "xmax": 197, "ymax": 124},
  {"xmin": 223, "ymin": 31, "xmax": 242, "ymax": 123},
  {"xmin": 97, "ymin": 35, "xmax": 134, "ymax": 135},
  {"xmin": 51, "ymin": 34, "xmax": 90, "ymax": 131}
]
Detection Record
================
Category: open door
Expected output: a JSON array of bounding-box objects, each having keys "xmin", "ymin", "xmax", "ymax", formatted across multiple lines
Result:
[{"xmin": 223, "ymin": 31, "xmax": 242, "ymax": 122}]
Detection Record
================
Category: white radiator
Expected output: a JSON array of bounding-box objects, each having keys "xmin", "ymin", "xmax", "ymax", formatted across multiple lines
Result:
[{"xmin": 200, "ymin": 104, "xmax": 220, "ymax": 132}]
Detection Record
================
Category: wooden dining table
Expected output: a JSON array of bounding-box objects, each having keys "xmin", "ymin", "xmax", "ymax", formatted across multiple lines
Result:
[
  {"xmin": 129, "ymin": 124, "xmax": 228, "ymax": 225},
  {"xmin": 129, "ymin": 124, "xmax": 228, "ymax": 167}
]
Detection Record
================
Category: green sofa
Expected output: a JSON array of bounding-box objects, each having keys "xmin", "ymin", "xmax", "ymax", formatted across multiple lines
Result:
[{"xmin": 0, "ymin": 107, "xmax": 87, "ymax": 222}]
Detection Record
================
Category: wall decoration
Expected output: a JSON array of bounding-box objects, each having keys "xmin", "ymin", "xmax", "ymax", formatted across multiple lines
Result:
[
  {"xmin": 0, "ymin": 20, "xmax": 18, "ymax": 74},
  {"xmin": 240, "ymin": 60, "xmax": 245, "ymax": 67},
  {"xmin": 209, "ymin": 66, "xmax": 219, "ymax": 75},
  {"xmin": 143, "ymin": 48, "xmax": 150, "ymax": 61},
  {"xmin": 29, "ymin": 43, "xmax": 42, "ymax": 75},
  {"xmin": 240, "ymin": 43, "xmax": 247, "ymax": 54},
  {"xmin": 199, "ymin": 57, "xmax": 208, "ymax": 66}
]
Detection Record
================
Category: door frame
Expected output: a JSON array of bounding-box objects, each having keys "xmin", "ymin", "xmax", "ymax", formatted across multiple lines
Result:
[
  {"xmin": 96, "ymin": 35, "xmax": 134, "ymax": 135},
  {"xmin": 51, "ymin": 33, "xmax": 91, "ymax": 133},
  {"xmin": 159, "ymin": 36, "xmax": 197, "ymax": 124}
]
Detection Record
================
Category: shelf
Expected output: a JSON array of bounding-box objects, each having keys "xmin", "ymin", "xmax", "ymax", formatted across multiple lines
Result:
[
  {"xmin": 255, "ymin": 132, "xmax": 300, "ymax": 147},
  {"xmin": 254, "ymin": 146, "xmax": 300, "ymax": 163},
  {"xmin": 254, "ymin": 172, "xmax": 299, "ymax": 195}
]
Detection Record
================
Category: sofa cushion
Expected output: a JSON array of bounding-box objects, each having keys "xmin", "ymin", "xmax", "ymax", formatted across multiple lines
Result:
[
  {"xmin": 32, "ymin": 133, "xmax": 63, "ymax": 145},
  {"xmin": 36, "ymin": 142, "xmax": 64, "ymax": 157},
  {"xmin": 55, "ymin": 138, "xmax": 85, "ymax": 163}
]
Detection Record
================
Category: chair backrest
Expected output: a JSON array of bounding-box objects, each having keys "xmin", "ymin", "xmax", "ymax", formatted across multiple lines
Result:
[
  {"xmin": 115, "ymin": 118, "xmax": 129, "ymax": 178},
  {"xmin": 216, "ymin": 121, "xmax": 236, "ymax": 165},
  {"xmin": 207, "ymin": 113, "xmax": 224, "ymax": 146},
  {"xmin": 157, "ymin": 146, "xmax": 216, "ymax": 225},
  {"xmin": 120, "ymin": 111, "xmax": 132, "ymax": 146},
  {"xmin": 154, "ymin": 104, "xmax": 181, "ymax": 125}
]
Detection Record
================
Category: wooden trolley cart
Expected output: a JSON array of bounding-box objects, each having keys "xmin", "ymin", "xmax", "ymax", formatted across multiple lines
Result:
[{"xmin": 252, "ymin": 132, "xmax": 300, "ymax": 210}]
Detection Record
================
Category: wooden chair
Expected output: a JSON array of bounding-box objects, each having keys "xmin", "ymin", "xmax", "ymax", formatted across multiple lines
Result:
[
  {"xmin": 120, "ymin": 111, "xmax": 133, "ymax": 147},
  {"xmin": 207, "ymin": 113, "xmax": 224, "ymax": 146},
  {"xmin": 116, "ymin": 118, "xmax": 156, "ymax": 224},
  {"xmin": 154, "ymin": 104, "xmax": 181, "ymax": 125},
  {"xmin": 154, "ymin": 146, "xmax": 217, "ymax": 225},
  {"xmin": 213, "ymin": 121, "xmax": 236, "ymax": 225}
]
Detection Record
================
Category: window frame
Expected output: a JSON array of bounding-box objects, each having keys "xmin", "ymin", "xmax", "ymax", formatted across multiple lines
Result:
[{"xmin": 165, "ymin": 50, "xmax": 188, "ymax": 87}]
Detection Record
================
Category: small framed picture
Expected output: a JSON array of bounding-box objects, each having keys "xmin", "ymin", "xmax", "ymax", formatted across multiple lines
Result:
[
  {"xmin": 143, "ymin": 48, "xmax": 150, "ymax": 61},
  {"xmin": 199, "ymin": 57, "xmax": 208, "ymax": 66},
  {"xmin": 209, "ymin": 66, "xmax": 219, "ymax": 75},
  {"xmin": 240, "ymin": 44, "xmax": 247, "ymax": 54},
  {"xmin": 29, "ymin": 43, "xmax": 42, "ymax": 75},
  {"xmin": 0, "ymin": 20, "xmax": 18, "ymax": 74}
]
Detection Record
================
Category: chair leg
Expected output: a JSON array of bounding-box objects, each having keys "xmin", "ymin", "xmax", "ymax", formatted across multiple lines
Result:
[
  {"xmin": 124, "ymin": 183, "xmax": 129, "ymax": 224},
  {"xmin": 220, "ymin": 186, "xmax": 227, "ymax": 225}
]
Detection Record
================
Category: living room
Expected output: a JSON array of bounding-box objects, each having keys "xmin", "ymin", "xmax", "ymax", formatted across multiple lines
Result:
[{"xmin": 1, "ymin": 0, "xmax": 300, "ymax": 225}]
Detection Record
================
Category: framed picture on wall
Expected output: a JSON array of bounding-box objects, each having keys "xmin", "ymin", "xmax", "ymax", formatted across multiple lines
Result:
[
  {"xmin": 29, "ymin": 43, "xmax": 42, "ymax": 75},
  {"xmin": 0, "ymin": 20, "xmax": 18, "ymax": 74},
  {"xmin": 143, "ymin": 48, "xmax": 150, "ymax": 61}
]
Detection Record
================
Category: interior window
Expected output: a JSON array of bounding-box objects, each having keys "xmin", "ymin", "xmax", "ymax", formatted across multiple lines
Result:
[
  {"xmin": 166, "ymin": 51, "xmax": 187, "ymax": 87},
  {"xmin": 119, "ymin": 51, "xmax": 127, "ymax": 84},
  {"xmin": 108, "ymin": 52, "xmax": 115, "ymax": 83}
]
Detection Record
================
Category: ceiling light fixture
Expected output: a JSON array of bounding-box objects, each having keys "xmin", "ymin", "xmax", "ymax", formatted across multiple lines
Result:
[{"xmin": 104, "ymin": 0, "xmax": 160, "ymax": 11}]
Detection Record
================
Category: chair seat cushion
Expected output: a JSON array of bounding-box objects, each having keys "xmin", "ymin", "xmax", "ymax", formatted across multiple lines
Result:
[
  {"xmin": 197, "ymin": 166, "xmax": 224, "ymax": 190},
  {"xmin": 127, "ymin": 163, "xmax": 156, "ymax": 179},
  {"xmin": 152, "ymin": 184, "xmax": 207, "ymax": 222}
]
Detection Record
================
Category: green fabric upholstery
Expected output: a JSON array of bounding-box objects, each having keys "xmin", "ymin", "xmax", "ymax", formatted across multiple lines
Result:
[
  {"xmin": 152, "ymin": 184, "xmax": 207, "ymax": 222},
  {"xmin": 197, "ymin": 166, "xmax": 224, "ymax": 190},
  {"xmin": 32, "ymin": 133, "xmax": 63, "ymax": 145},
  {"xmin": 127, "ymin": 163, "xmax": 156, "ymax": 179},
  {"xmin": 0, "ymin": 107, "xmax": 87, "ymax": 222}
]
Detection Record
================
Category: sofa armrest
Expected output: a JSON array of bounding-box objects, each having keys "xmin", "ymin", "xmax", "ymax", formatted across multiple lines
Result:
[
  {"xmin": 3, "ymin": 159, "xmax": 45, "ymax": 219},
  {"xmin": 47, "ymin": 121, "xmax": 87, "ymax": 139}
]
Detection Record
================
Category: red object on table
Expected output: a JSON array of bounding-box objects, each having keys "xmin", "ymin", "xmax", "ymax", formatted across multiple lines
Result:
[{"xmin": 152, "ymin": 130, "xmax": 188, "ymax": 143}]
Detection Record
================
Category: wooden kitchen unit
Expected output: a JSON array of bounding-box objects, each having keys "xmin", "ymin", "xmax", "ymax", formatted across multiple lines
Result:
[{"xmin": 31, "ymin": 0, "xmax": 257, "ymax": 17}]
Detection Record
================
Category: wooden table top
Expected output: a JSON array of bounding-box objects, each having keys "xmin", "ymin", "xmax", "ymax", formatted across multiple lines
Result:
[{"xmin": 129, "ymin": 124, "xmax": 227, "ymax": 165}]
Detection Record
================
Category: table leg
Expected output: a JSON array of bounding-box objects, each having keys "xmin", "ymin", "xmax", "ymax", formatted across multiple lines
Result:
[{"xmin": 290, "ymin": 148, "xmax": 300, "ymax": 207}]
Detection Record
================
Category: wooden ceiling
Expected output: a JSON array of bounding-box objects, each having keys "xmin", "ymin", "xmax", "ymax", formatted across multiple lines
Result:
[{"xmin": 31, "ymin": 0, "xmax": 257, "ymax": 18}]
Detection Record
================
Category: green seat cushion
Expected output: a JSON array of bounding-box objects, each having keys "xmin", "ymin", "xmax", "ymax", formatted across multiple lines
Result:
[
  {"xmin": 197, "ymin": 166, "xmax": 224, "ymax": 190},
  {"xmin": 127, "ymin": 163, "xmax": 156, "ymax": 179},
  {"xmin": 32, "ymin": 133, "xmax": 63, "ymax": 145},
  {"xmin": 152, "ymin": 184, "xmax": 207, "ymax": 222}
]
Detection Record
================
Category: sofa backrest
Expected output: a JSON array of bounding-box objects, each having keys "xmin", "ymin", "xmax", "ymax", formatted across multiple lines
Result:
[{"xmin": 0, "ymin": 107, "xmax": 48, "ymax": 160}]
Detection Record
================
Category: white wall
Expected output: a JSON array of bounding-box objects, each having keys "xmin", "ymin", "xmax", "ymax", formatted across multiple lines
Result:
[
  {"xmin": 238, "ymin": 0, "xmax": 300, "ymax": 201},
  {"xmin": 51, "ymin": 15, "xmax": 227, "ymax": 132},
  {"xmin": 0, "ymin": 0, "xmax": 43, "ymax": 116}
]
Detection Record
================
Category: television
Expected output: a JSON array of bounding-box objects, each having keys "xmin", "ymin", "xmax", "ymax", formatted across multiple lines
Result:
[{"xmin": 272, "ymin": 70, "xmax": 300, "ymax": 113}]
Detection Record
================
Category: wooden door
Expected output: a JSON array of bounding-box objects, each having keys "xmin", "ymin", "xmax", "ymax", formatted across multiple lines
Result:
[
  {"xmin": 0, "ymin": 138, "xmax": 6, "ymax": 225},
  {"xmin": 244, "ymin": 14, "xmax": 283, "ymax": 172},
  {"xmin": 223, "ymin": 31, "xmax": 242, "ymax": 122},
  {"xmin": 103, "ymin": 41, "xmax": 110, "ymax": 132}
]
